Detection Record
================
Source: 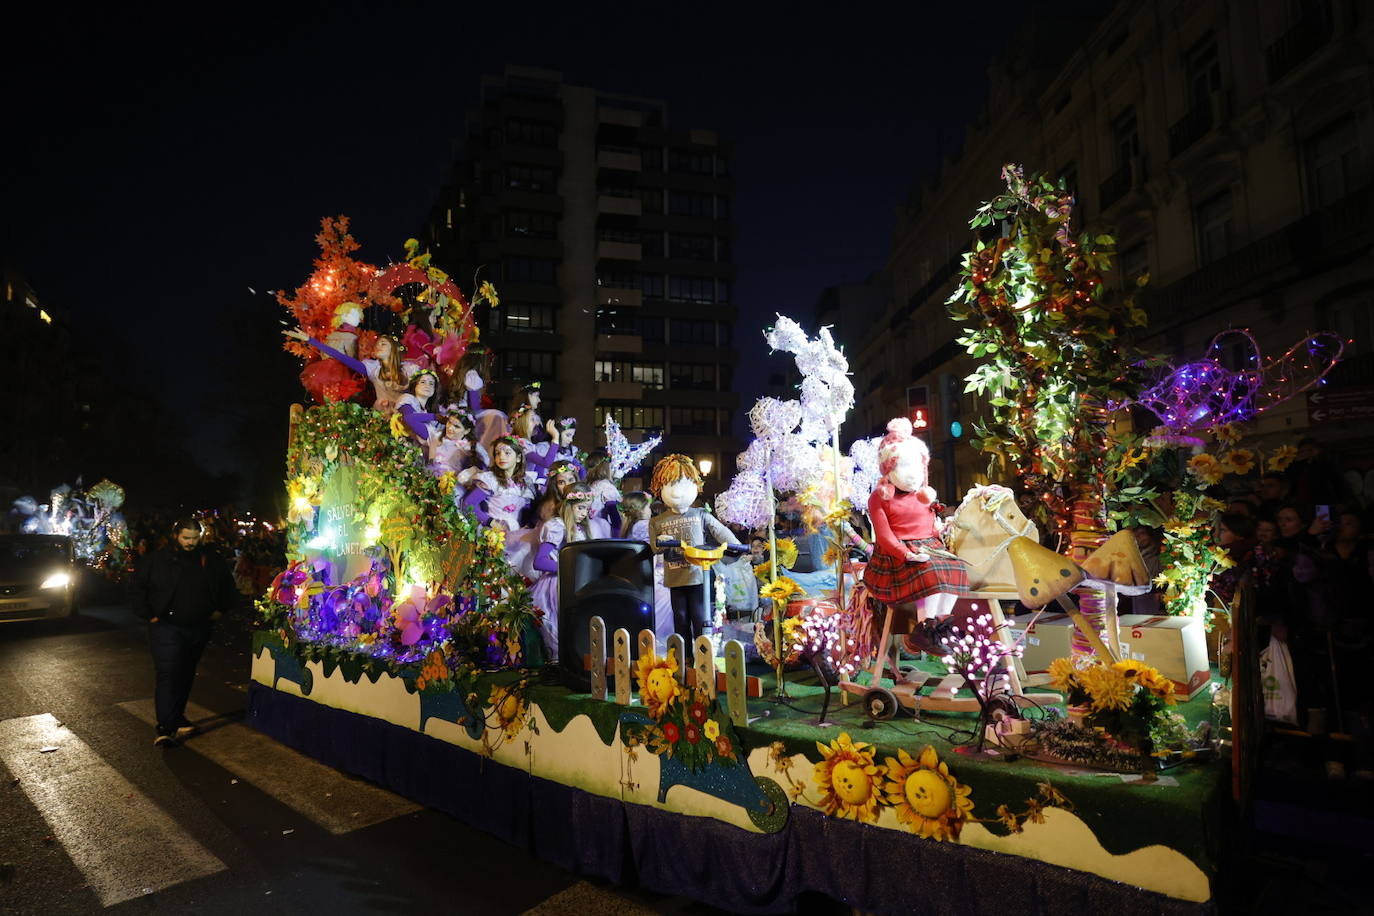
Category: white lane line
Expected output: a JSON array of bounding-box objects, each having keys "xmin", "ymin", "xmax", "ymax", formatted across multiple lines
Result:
[
  {"xmin": 116, "ymin": 699, "xmax": 420, "ymax": 834},
  {"xmin": 0, "ymin": 713, "xmax": 226, "ymax": 907}
]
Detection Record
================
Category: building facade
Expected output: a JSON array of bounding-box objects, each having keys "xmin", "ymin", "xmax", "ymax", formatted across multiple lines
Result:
[
  {"xmin": 423, "ymin": 66, "xmax": 741, "ymax": 489},
  {"xmin": 849, "ymin": 0, "xmax": 1374, "ymax": 496}
]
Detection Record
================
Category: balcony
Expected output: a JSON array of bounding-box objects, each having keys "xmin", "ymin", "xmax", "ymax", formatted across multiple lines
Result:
[
  {"xmin": 596, "ymin": 333, "xmax": 643, "ymax": 354},
  {"xmin": 597, "ymin": 194, "xmax": 641, "ymax": 216},
  {"xmin": 597, "ymin": 147, "xmax": 641, "ymax": 171},
  {"xmin": 596, "ymin": 381, "xmax": 644, "ymax": 400},
  {"xmin": 1266, "ymin": 2, "xmax": 1334, "ymax": 83},
  {"xmin": 1168, "ymin": 96, "xmax": 1219, "ymax": 158},
  {"xmin": 597, "ymin": 240, "xmax": 642, "ymax": 261},
  {"xmin": 597, "ymin": 286, "xmax": 642, "ymax": 307},
  {"xmin": 1099, "ymin": 162, "xmax": 1133, "ymax": 209},
  {"xmin": 598, "ymin": 106, "xmax": 643, "ymax": 127}
]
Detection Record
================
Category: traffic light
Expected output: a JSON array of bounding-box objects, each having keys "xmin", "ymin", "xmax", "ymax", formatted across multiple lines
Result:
[
  {"xmin": 939, "ymin": 373, "xmax": 963, "ymax": 439},
  {"xmin": 906, "ymin": 385, "xmax": 934, "ymax": 436}
]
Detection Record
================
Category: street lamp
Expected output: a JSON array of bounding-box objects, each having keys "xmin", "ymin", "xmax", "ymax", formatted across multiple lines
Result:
[{"xmin": 697, "ymin": 457, "xmax": 713, "ymax": 477}]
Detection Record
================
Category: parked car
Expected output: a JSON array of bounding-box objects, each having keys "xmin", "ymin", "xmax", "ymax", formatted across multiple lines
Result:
[{"xmin": 0, "ymin": 534, "xmax": 78, "ymax": 623}]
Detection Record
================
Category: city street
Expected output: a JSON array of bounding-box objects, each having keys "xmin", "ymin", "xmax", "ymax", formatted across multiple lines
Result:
[{"xmin": 0, "ymin": 598, "xmax": 721, "ymax": 915}]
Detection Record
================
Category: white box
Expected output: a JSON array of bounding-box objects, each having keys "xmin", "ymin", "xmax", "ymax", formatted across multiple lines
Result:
[{"xmin": 1115, "ymin": 614, "xmax": 1211, "ymax": 699}]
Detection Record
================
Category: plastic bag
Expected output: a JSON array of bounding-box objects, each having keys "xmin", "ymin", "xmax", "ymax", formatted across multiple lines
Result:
[{"xmin": 1259, "ymin": 634, "xmax": 1298, "ymax": 724}]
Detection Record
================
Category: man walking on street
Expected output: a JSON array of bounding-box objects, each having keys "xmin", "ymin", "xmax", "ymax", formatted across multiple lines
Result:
[{"xmin": 133, "ymin": 518, "xmax": 235, "ymax": 747}]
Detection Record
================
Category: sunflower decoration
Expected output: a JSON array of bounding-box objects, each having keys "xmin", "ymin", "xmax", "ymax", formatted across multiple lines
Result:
[
  {"xmin": 1186, "ymin": 453, "xmax": 1224, "ymax": 485},
  {"xmin": 882, "ymin": 746, "xmax": 974, "ymax": 841},
  {"xmin": 389, "ymin": 412, "xmax": 411, "ymax": 441},
  {"xmin": 489, "ymin": 685, "xmax": 529, "ymax": 740},
  {"xmin": 1078, "ymin": 663, "xmax": 1133, "ymax": 712},
  {"xmin": 813, "ymin": 732, "xmax": 885, "ymax": 823},
  {"xmin": 1219, "ymin": 448, "xmax": 1256, "ymax": 476},
  {"xmin": 1267, "ymin": 444, "xmax": 1298, "ymax": 471},
  {"xmin": 634, "ymin": 648, "xmax": 681, "ymax": 720}
]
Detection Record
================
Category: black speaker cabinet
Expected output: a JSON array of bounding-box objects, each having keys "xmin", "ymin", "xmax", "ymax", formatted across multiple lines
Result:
[{"xmin": 556, "ymin": 539, "xmax": 654, "ymax": 688}]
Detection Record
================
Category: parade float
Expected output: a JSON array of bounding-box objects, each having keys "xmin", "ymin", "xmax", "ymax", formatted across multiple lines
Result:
[{"xmin": 245, "ymin": 170, "xmax": 1346, "ymax": 912}]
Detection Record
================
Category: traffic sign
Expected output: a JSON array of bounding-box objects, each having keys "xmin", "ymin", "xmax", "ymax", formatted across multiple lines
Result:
[{"xmin": 1307, "ymin": 386, "xmax": 1374, "ymax": 425}]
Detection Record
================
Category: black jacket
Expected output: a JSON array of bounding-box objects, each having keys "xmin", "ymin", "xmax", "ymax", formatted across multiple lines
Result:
[{"xmin": 132, "ymin": 545, "xmax": 235, "ymax": 624}]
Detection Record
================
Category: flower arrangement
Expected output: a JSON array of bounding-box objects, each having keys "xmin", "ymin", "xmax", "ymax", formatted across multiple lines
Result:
[
  {"xmin": 1107, "ymin": 424, "xmax": 1301, "ymax": 618},
  {"xmin": 939, "ymin": 613, "xmax": 1024, "ymax": 719},
  {"xmin": 1047, "ymin": 657, "xmax": 1177, "ymax": 759},
  {"xmin": 624, "ymin": 650, "xmax": 740, "ymax": 772}
]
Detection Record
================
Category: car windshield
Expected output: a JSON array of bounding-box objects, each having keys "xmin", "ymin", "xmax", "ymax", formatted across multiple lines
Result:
[{"xmin": 0, "ymin": 536, "xmax": 71, "ymax": 570}]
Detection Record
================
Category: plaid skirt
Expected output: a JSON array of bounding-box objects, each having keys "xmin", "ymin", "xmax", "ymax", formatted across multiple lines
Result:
[{"xmin": 864, "ymin": 537, "xmax": 969, "ymax": 605}]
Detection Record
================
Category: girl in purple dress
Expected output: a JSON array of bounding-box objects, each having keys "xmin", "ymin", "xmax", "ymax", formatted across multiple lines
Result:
[
  {"xmin": 427, "ymin": 406, "xmax": 488, "ymax": 479},
  {"xmin": 395, "ymin": 370, "xmax": 440, "ymax": 442},
  {"xmin": 530, "ymin": 485, "xmax": 611, "ymax": 661}
]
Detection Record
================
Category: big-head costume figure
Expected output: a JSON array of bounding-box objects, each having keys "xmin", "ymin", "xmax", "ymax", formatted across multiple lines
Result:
[{"xmin": 647, "ymin": 454, "xmax": 742, "ymax": 643}]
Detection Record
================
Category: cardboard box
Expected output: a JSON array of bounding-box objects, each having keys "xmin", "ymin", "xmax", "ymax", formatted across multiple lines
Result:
[
  {"xmin": 1116, "ymin": 614, "xmax": 1211, "ymax": 699},
  {"xmin": 1006, "ymin": 613, "xmax": 1077, "ymax": 678}
]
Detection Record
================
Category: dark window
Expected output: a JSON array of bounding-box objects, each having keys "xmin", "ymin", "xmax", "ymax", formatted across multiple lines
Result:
[
  {"xmin": 507, "ymin": 210, "xmax": 557, "ymax": 239},
  {"xmin": 669, "ymin": 318, "xmax": 715, "ymax": 345},
  {"xmin": 669, "ymin": 276, "xmax": 715, "ymax": 303},
  {"xmin": 1119, "ymin": 243, "xmax": 1148, "ymax": 283},
  {"xmin": 595, "ymin": 404, "xmax": 664, "ymax": 433},
  {"xmin": 715, "ymin": 155, "xmax": 730, "ymax": 177},
  {"xmin": 1195, "ymin": 190, "xmax": 1233, "ymax": 265},
  {"xmin": 598, "ymin": 226, "xmax": 640, "ymax": 244},
  {"xmin": 668, "ymin": 149, "xmax": 715, "ymax": 174},
  {"xmin": 670, "ymin": 363, "xmax": 716, "ymax": 390},
  {"xmin": 598, "ymin": 269, "xmax": 640, "ymax": 291},
  {"xmin": 669, "ymin": 191, "xmax": 713, "ymax": 217},
  {"xmin": 719, "ymin": 364, "xmax": 733, "ymax": 390},
  {"xmin": 717, "ymin": 321, "xmax": 732, "ymax": 346},
  {"xmin": 639, "ymin": 188, "xmax": 663, "ymax": 214},
  {"xmin": 716, "ymin": 195, "xmax": 731, "ymax": 219},
  {"xmin": 496, "ymin": 349, "xmax": 556, "ymax": 380},
  {"xmin": 1112, "ymin": 107, "xmax": 1140, "ymax": 166},
  {"xmin": 505, "ymin": 118, "xmax": 558, "ymax": 148},
  {"xmin": 641, "ymin": 273, "xmax": 665, "ymax": 298},
  {"xmin": 640, "ymin": 146, "xmax": 663, "ymax": 172},
  {"xmin": 507, "ymin": 165, "xmax": 556, "ymax": 193},
  {"xmin": 1185, "ymin": 34, "xmax": 1222, "ymax": 107},
  {"xmin": 716, "ymin": 237, "xmax": 732, "ymax": 262},
  {"xmin": 504, "ymin": 257, "xmax": 558, "ymax": 285},
  {"xmin": 670, "ymin": 407, "xmax": 717, "ymax": 435},
  {"xmin": 640, "ymin": 231, "xmax": 664, "ymax": 258},
  {"xmin": 596, "ymin": 310, "xmax": 664, "ymax": 342},
  {"xmin": 500, "ymin": 303, "xmax": 557, "ymax": 334},
  {"xmin": 669, "ymin": 233, "xmax": 714, "ymax": 259},
  {"xmin": 1305, "ymin": 116, "xmax": 1361, "ymax": 209},
  {"xmin": 717, "ymin": 279, "xmax": 732, "ymax": 304}
]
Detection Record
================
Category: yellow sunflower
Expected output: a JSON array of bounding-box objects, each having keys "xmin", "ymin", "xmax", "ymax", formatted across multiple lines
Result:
[
  {"xmin": 1268, "ymin": 444, "xmax": 1298, "ymax": 472},
  {"xmin": 490, "ymin": 686, "xmax": 528, "ymax": 739},
  {"xmin": 813, "ymin": 732, "xmax": 885, "ymax": 822},
  {"xmin": 1219, "ymin": 448, "xmax": 1256, "ymax": 476},
  {"xmin": 478, "ymin": 280, "xmax": 500, "ymax": 307},
  {"xmin": 389, "ymin": 412, "xmax": 410, "ymax": 441},
  {"xmin": 760, "ymin": 576, "xmax": 802, "ymax": 605},
  {"xmin": 634, "ymin": 649, "xmax": 681, "ymax": 720},
  {"xmin": 1186, "ymin": 453, "xmax": 1224, "ymax": 485},
  {"xmin": 1210, "ymin": 422, "xmax": 1243, "ymax": 445},
  {"xmin": 774, "ymin": 538, "xmax": 799, "ymax": 569},
  {"xmin": 483, "ymin": 527, "xmax": 506, "ymax": 551},
  {"xmin": 881, "ymin": 746, "xmax": 975, "ymax": 841},
  {"xmin": 1047, "ymin": 657, "xmax": 1079, "ymax": 694},
  {"xmin": 437, "ymin": 472, "xmax": 457, "ymax": 496},
  {"xmin": 1079, "ymin": 664, "xmax": 1134, "ymax": 712}
]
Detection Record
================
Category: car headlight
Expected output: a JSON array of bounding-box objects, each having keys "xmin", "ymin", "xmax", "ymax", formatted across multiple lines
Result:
[{"xmin": 41, "ymin": 572, "xmax": 71, "ymax": 590}]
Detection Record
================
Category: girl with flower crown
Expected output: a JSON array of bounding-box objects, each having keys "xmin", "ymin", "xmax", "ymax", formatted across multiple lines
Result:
[
  {"xmin": 530, "ymin": 484, "xmax": 611, "ymax": 661},
  {"xmin": 394, "ymin": 370, "xmax": 441, "ymax": 441},
  {"xmin": 427, "ymin": 404, "xmax": 488, "ymax": 479},
  {"xmin": 463, "ymin": 435, "xmax": 540, "ymax": 569}
]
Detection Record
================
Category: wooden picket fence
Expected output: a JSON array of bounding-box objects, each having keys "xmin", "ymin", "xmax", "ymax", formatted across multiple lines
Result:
[{"xmin": 586, "ymin": 617, "xmax": 761, "ymax": 728}]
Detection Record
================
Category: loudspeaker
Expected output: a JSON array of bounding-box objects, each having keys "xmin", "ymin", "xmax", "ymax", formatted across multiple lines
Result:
[{"xmin": 557, "ymin": 539, "xmax": 654, "ymax": 688}]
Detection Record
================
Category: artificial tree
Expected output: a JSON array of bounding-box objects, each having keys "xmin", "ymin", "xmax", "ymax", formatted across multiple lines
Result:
[{"xmin": 947, "ymin": 165, "xmax": 1151, "ymax": 657}]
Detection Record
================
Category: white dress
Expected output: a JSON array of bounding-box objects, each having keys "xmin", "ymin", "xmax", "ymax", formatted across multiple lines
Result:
[{"xmin": 469, "ymin": 469, "xmax": 538, "ymax": 571}]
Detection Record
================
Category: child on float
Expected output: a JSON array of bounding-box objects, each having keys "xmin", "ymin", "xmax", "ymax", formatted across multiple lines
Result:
[
  {"xmin": 530, "ymin": 485, "xmax": 611, "ymax": 661},
  {"xmin": 527, "ymin": 418, "xmax": 581, "ymax": 479},
  {"xmin": 394, "ymin": 369, "xmax": 441, "ymax": 441},
  {"xmin": 426, "ymin": 404, "xmax": 488, "ymax": 480},
  {"xmin": 462, "ymin": 435, "xmax": 539, "ymax": 571},
  {"xmin": 508, "ymin": 383, "xmax": 549, "ymax": 443},
  {"xmin": 647, "ymin": 454, "xmax": 745, "ymax": 643},
  {"xmin": 584, "ymin": 449, "xmax": 624, "ymax": 532},
  {"xmin": 864, "ymin": 417, "xmax": 970, "ymax": 694},
  {"xmin": 286, "ymin": 323, "xmax": 411, "ymax": 414}
]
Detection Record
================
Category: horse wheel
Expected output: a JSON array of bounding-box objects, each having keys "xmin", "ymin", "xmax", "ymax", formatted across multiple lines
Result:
[{"xmin": 864, "ymin": 687, "xmax": 898, "ymax": 721}]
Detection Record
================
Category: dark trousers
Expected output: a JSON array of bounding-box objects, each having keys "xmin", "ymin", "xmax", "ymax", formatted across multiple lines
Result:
[
  {"xmin": 669, "ymin": 582, "xmax": 709, "ymax": 642},
  {"xmin": 149, "ymin": 621, "xmax": 211, "ymax": 734}
]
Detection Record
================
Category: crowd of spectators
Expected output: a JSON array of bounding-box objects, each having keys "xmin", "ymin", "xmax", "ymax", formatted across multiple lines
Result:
[{"xmin": 126, "ymin": 510, "xmax": 286, "ymax": 598}]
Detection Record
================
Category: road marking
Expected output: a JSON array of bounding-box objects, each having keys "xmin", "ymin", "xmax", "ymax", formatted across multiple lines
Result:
[
  {"xmin": 0, "ymin": 713, "xmax": 226, "ymax": 907},
  {"xmin": 518, "ymin": 880, "xmax": 663, "ymax": 916},
  {"xmin": 116, "ymin": 699, "xmax": 420, "ymax": 834}
]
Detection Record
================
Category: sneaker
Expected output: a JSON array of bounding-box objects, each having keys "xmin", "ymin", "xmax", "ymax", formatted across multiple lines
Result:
[
  {"xmin": 153, "ymin": 734, "xmax": 176, "ymax": 748},
  {"xmin": 174, "ymin": 724, "xmax": 198, "ymax": 740}
]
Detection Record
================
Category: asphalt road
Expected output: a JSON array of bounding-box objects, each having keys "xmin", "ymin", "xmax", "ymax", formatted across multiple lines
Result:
[{"xmin": 0, "ymin": 597, "xmax": 746, "ymax": 916}]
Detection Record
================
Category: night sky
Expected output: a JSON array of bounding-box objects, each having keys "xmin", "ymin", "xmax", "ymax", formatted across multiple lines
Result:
[{"xmin": 5, "ymin": 1, "xmax": 1048, "ymax": 510}]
